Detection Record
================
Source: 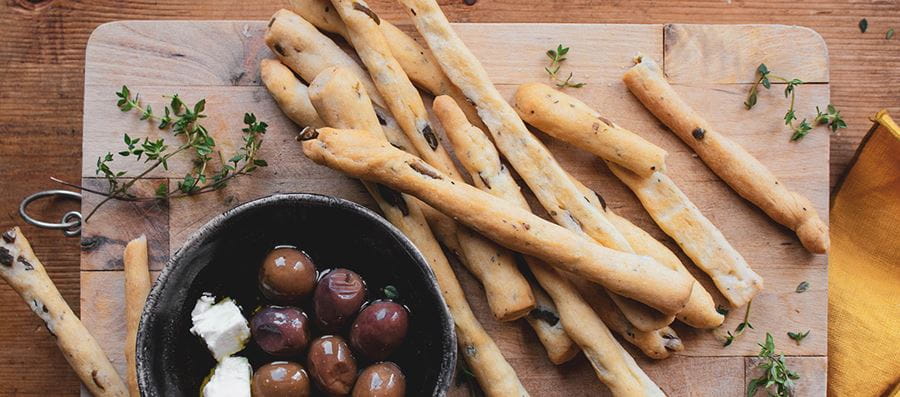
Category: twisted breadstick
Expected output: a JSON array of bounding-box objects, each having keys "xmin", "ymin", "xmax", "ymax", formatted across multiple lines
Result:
[{"xmin": 124, "ymin": 235, "xmax": 151, "ymax": 397}]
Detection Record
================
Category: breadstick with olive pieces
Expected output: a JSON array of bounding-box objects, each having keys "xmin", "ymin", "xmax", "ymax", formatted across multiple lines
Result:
[
  {"xmin": 434, "ymin": 95, "xmax": 673, "ymax": 331},
  {"xmin": 0, "ymin": 228, "xmax": 128, "ymax": 397},
  {"xmin": 436, "ymin": 95, "xmax": 684, "ymax": 359},
  {"xmin": 306, "ymin": 67, "xmax": 530, "ymax": 396},
  {"xmin": 326, "ymin": 2, "xmax": 536, "ymax": 320},
  {"xmin": 401, "ymin": 0, "xmax": 680, "ymax": 330},
  {"xmin": 124, "ymin": 235, "xmax": 151, "ymax": 397},
  {"xmin": 623, "ymin": 55, "xmax": 828, "ymax": 254},
  {"xmin": 515, "ymin": 82, "xmax": 667, "ymax": 176},
  {"xmin": 287, "ymin": 0, "xmax": 486, "ymax": 131},
  {"xmin": 524, "ymin": 282, "xmax": 579, "ymax": 365},
  {"xmin": 301, "ymin": 127, "xmax": 692, "ymax": 314},
  {"xmin": 608, "ymin": 162, "xmax": 763, "ymax": 308}
]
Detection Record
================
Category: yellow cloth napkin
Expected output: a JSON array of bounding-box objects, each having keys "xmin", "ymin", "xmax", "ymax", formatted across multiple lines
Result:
[{"xmin": 829, "ymin": 110, "xmax": 900, "ymax": 396}]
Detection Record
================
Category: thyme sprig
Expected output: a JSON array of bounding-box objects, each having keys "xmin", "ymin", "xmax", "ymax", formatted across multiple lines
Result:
[
  {"xmin": 747, "ymin": 333, "xmax": 800, "ymax": 397},
  {"xmin": 787, "ymin": 330, "xmax": 810, "ymax": 345},
  {"xmin": 724, "ymin": 300, "xmax": 754, "ymax": 347},
  {"xmin": 545, "ymin": 45, "xmax": 585, "ymax": 89},
  {"xmin": 745, "ymin": 63, "xmax": 845, "ymax": 141},
  {"xmin": 59, "ymin": 86, "xmax": 268, "ymax": 221}
]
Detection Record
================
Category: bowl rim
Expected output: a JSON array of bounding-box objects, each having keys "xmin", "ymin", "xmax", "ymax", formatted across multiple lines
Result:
[{"xmin": 136, "ymin": 192, "xmax": 457, "ymax": 396}]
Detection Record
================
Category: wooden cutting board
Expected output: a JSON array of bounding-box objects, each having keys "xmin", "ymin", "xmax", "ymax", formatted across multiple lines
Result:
[{"xmin": 79, "ymin": 20, "xmax": 828, "ymax": 396}]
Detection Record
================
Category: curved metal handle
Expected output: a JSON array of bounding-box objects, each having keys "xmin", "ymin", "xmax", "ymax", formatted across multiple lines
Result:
[{"xmin": 19, "ymin": 190, "xmax": 83, "ymax": 237}]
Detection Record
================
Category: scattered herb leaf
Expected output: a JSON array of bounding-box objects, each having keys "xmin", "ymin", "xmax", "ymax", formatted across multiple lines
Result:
[
  {"xmin": 859, "ymin": 18, "xmax": 868, "ymax": 33},
  {"xmin": 382, "ymin": 285, "xmax": 400, "ymax": 300},
  {"xmin": 888, "ymin": 28, "xmax": 896, "ymax": 40},
  {"xmin": 788, "ymin": 330, "xmax": 810, "ymax": 344},
  {"xmin": 544, "ymin": 44, "xmax": 585, "ymax": 89},
  {"xmin": 746, "ymin": 333, "xmax": 800, "ymax": 397},
  {"xmin": 724, "ymin": 300, "xmax": 754, "ymax": 347},
  {"xmin": 796, "ymin": 281, "xmax": 810, "ymax": 293},
  {"xmin": 814, "ymin": 104, "xmax": 847, "ymax": 133}
]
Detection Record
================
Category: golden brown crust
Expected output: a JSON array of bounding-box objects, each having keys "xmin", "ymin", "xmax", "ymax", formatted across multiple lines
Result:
[
  {"xmin": 305, "ymin": 68, "xmax": 529, "ymax": 395},
  {"xmin": 302, "ymin": 127, "xmax": 693, "ymax": 315},
  {"xmin": 623, "ymin": 56, "xmax": 828, "ymax": 254},
  {"xmin": 0, "ymin": 228, "xmax": 128, "ymax": 397},
  {"xmin": 435, "ymin": 95, "xmax": 673, "ymax": 332},
  {"xmin": 124, "ymin": 235, "xmax": 151, "ymax": 397},
  {"xmin": 260, "ymin": 59, "xmax": 324, "ymax": 129},
  {"xmin": 514, "ymin": 82, "xmax": 668, "ymax": 176},
  {"xmin": 608, "ymin": 162, "xmax": 763, "ymax": 308},
  {"xmin": 288, "ymin": 0, "xmax": 486, "ymax": 131}
]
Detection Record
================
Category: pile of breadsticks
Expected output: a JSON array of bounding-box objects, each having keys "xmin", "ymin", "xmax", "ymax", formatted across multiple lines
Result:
[{"xmin": 263, "ymin": 0, "xmax": 828, "ymax": 395}]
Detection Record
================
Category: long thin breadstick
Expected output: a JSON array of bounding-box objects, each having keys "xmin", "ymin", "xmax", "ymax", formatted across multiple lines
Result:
[
  {"xmin": 514, "ymin": 82, "xmax": 667, "ymax": 176},
  {"xmin": 327, "ymin": 1, "xmax": 536, "ymax": 321},
  {"xmin": 524, "ymin": 282, "xmax": 579, "ymax": 365},
  {"xmin": 623, "ymin": 55, "xmax": 828, "ymax": 254},
  {"xmin": 305, "ymin": 67, "xmax": 529, "ymax": 396},
  {"xmin": 0, "ymin": 228, "xmax": 128, "ymax": 397},
  {"xmin": 287, "ymin": 0, "xmax": 486, "ymax": 131},
  {"xmin": 436, "ymin": 95, "xmax": 684, "ymax": 361},
  {"xmin": 301, "ymin": 127, "xmax": 693, "ymax": 314},
  {"xmin": 124, "ymin": 235, "xmax": 151, "ymax": 397},
  {"xmin": 260, "ymin": 59, "xmax": 323, "ymax": 128},
  {"xmin": 608, "ymin": 162, "xmax": 763, "ymax": 307},
  {"xmin": 506, "ymin": 82, "xmax": 723, "ymax": 326},
  {"xmin": 396, "ymin": 0, "xmax": 679, "ymax": 331}
]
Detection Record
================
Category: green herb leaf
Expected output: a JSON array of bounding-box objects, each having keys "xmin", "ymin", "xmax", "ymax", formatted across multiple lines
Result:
[
  {"xmin": 747, "ymin": 333, "xmax": 799, "ymax": 397},
  {"xmin": 795, "ymin": 281, "xmax": 810, "ymax": 293},
  {"xmin": 887, "ymin": 28, "xmax": 895, "ymax": 40},
  {"xmin": 787, "ymin": 330, "xmax": 810, "ymax": 344},
  {"xmin": 382, "ymin": 285, "xmax": 400, "ymax": 300},
  {"xmin": 859, "ymin": 18, "xmax": 868, "ymax": 33},
  {"xmin": 791, "ymin": 119, "xmax": 813, "ymax": 141},
  {"xmin": 544, "ymin": 44, "xmax": 584, "ymax": 89}
]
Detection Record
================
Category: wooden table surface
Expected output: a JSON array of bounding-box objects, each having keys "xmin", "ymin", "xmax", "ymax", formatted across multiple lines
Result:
[{"xmin": 0, "ymin": 1, "xmax": 898, "ymax": 395}]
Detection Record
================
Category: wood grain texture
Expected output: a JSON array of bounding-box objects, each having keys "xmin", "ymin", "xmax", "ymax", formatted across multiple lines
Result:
[
  {"xmin": 3, "ymin": 0, "xmax": 893, "ymax": 394},
  {"xmin": 70, "ymin": 21, "xmax": 827, "ymax": 396}
]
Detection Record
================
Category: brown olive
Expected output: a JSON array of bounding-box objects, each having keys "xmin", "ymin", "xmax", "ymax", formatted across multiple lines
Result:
[
  {"xmin": 307, "ymin": 335, "xmax": 358, "ymax": 396},
  {"xmin": 349, "ymin": 301, "xmax": 408, "ymax": 361},
  {"xmin": 251, "ymin": 306, "xmax": 310, "ymax": 357},
  {"xmin": 251, "ymin": 361, "xmax": 311, "ymax": 397},
  {"xmin": 352, "ymin": 362, "xmax": 406, "ymax": 397},
  {"xmin": 259, "ymin": 246, "xmax": 317, "ymax": 305},
  {"xmin": 313, "ymin": 269, "xmax": 367, "ymax": 332}
]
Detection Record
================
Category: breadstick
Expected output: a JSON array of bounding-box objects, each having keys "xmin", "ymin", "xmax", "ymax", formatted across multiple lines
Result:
[
  {"xmin": 322, "ymin": 4, "xmax": 536, "ymax": 320},
  {"xmin": 260, "ymin": 59, "xmax": 323, "ymax": 129},
  {"xmin": 436, "ymin": 96, "xmax": 684, "ymax": 360},
  {"xmin": 305, "ymin": 67, "xmax": 529, "ymax": 396},
  {"xmin": 288, "ymin": 0, "xmax": 486, "ymax": 131},
  {"xmin": 623, "ymin": 55, "xmax": 828, "ymax": 254},
  {"xmin": 524, "ymin": 282, "xmax": 579, "ymax": 365},
  {"xmin": 0, "ymin": 228, "xmax": 128, "ymax": 397},
  {"xmin": 528, "ymin": 263, "xmax": 664, "ymax": 395},
  {"xmin": 301, "ymin": 127, "xmax": 692, "ymax": 314},
  {"xmin": 398, "ymin": 0, "xmax": 681, "ymax": 331},
  {"xmin": 265, "ymin": 9, "xmax": 387, "ymax": 109},
  {"xmin": 514, "ymin": 82, "xmax": 667, "ymax": 176},
  {"xmin": 434, "ymin": 96, "xmax": 672, "ymax": 331},
  {"xmin": 571, "ymin": 278, "xmax": 683, "ymax": 360},
  {"xmin": 608, "ymin": 162, "xmax": 763, "ymax": 307},
  {"xmin": 123, "ymin": 235, "xmax": 151, "ymax": 397}
]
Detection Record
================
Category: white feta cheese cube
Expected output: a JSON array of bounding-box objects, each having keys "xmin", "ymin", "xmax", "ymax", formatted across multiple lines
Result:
[
  {"xmin": 202, "ymin": 356, "xmax": 251, "ymax": 397},
  {"xmin": 190, "ymin": 295, "xmax": 251, "ymax": 361}
]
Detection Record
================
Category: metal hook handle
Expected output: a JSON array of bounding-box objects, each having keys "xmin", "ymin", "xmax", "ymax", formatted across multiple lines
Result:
[{"xmin": 19, "ymin": 190, "xmax": 83, "ymax": 237}]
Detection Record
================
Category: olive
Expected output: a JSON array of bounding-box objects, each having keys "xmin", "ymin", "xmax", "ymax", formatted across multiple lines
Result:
[
  {"xmin": 307, "ymin": 335, "xmax": 358, "ymax": 396},
  {"xmin": 349, "ymin": 301, "xmax": 408, "ymax": 361},
  {"xmin": 251, "ymin": 361, "xmax": 311, "ymax": 397},
  {"xmin": 251, "ymin": 306, "xmax": 310, "ymax": 357},
  {"xmin": 313, "ymin": 269, "xmax": 367, "ymax": 332},
  {"xmin": 259, "ymin": 246, "xmax": 317, "ymax": 305},
  {"xmin": 352, "ymin": 362, "xmax": 406, "ymax": 397}
]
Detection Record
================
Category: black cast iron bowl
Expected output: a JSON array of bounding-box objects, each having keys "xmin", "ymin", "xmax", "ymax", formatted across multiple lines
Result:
[{"xmin": 136, "ymin": 193, "xmax": 456, "ymax": 396}]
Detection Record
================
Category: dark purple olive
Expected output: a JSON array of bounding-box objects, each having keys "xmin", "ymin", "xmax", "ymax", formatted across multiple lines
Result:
[
  {"xmin": 349, "ymin": 301, "xmax": 408, "ymax": 361},
  {"xmin": 251, "ymin": 306, "xmax": 310, "ymax": 357},
  {"xmin": 307, "ymin": 336, "xmax": 358, "ymax": 396},
  {"xmin": 313, "ymin": 269, "xmax": 366, "ymax": 332},
  {"xmin": 259, "ymin": 246, "xmax": 317, "ymax": 305},
  {"xmin": 251, "ymin": 361, "xmax": 311, "ymax": 397},
  {"xmin": 352, "ymin": 362, "xmax": 406, "ymax": 397}
]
